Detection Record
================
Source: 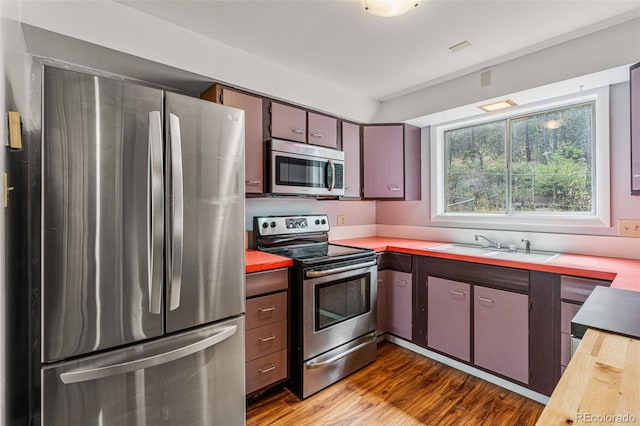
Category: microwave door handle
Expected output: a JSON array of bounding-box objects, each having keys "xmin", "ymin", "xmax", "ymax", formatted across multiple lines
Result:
[
  {"xmin": 328, "ymin": 159, "xmax": 335, "ymax": 192},
  {"xmin": 169, "ymin": 113, "xmax": 184, "ymax": 311},
  {"xmin": 148, "ymin": 111, "xmax": 163, "ymax": 315}
]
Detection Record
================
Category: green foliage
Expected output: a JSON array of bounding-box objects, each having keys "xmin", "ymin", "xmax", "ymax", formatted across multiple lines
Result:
[{"xmin": 445, "ymin": 102, "xmax": 594, "ymax": 214}]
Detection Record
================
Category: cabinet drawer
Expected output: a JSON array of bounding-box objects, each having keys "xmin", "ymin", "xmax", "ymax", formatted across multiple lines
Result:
[
  {"xmin": 245, "ymin": 349, "xmax": 288, "ymax": 395},
  {"xmin": 560, "ymin": 275, "xmax": 610, "ymax": 303},
  {"xmin": 561, "ymin": 301, "xmax": 581, "ymax": 334},
  {"xmin": 246, "ymin": 292, "xmax": 287, "ymax": 330},
  {"xmin": 245, "ymin": 321, "xmax": 287, "ymax": 362},
  {"xmin": 246, "ymin": 268, "xmax": 288, "ymax": 298}
]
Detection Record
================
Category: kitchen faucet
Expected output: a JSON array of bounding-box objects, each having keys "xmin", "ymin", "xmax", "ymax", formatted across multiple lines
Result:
[
  {"xmin": 521, "ymin": 239, "xmax": 532, "ymax": 254},
  {"xmin": 474, "ymin": 234, "xmax": 501, "ymax": 249}
]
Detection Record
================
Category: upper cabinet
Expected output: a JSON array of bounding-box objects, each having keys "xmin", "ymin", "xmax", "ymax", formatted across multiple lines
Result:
[
  {"xmin": 271, "ymin": 102, "xmax": 307, "ymax": 143},
  {"xmin": 341, "ymin": 121, "xmax": 361, "ymax": 198},
  {"xmin": 631, "ymin": 62, "xmax": 640, "ymax": 195},
  {"xmin": 271, "ymin": 102, "xmax": 338, "ymax": 149},
  {"xmin": 201, "ymin": 85, "xmax": 265, "ymax": 194},
  {"xmin": 362, "ymin": 124, "xmax": 421, "ymax": 200},
  {"xmin": 308, "ymin": 112, "xmax": 338, "ymax": 149}
]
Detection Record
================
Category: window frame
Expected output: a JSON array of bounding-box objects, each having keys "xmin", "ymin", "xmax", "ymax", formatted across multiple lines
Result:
[{"xmin": 430, "ymin": 87, "xmax": 610, "ymax": 228}]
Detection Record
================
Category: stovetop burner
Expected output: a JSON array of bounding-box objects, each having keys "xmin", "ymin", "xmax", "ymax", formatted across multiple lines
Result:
[{"xmin": 265, "ymin": 242, "xmax": 374, "ymax": 266}]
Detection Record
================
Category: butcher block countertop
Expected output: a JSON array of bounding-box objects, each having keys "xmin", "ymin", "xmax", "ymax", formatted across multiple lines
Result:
[{"xmin": 536, "ymin": 329, "xmax": 640, "ymax": 425}]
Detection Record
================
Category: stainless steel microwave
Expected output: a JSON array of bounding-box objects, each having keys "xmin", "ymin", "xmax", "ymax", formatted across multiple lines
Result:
[{"xmin": 269, "ymin": 139, "xmax": 345, "ymax": 196}]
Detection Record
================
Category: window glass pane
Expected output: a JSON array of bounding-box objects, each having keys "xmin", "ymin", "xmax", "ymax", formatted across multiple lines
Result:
[
  {"xmin": 510, "ymin": 103, "xmax": 594, "ymax": 212},
  {"xmin": 444, "ymin": 121, "xmax": 507, "ymax": 213}
]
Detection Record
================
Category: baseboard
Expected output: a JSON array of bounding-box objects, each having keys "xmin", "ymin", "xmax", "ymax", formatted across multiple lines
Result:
[{"xmin": 383, "ymin": 335, "xmax": 550, "ymax": 405}]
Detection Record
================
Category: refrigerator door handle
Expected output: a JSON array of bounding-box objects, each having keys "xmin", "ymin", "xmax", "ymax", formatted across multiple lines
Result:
[
  {"xmin": 148, "ymin": 111, "xmax": 164, "ymax": 315},
  {"xmin": 168, "ymin": 113, "xmax": 184, "ymax": 311},
  {"xmin": 59, "ymin": 325, "xmax": 237, "ymax": 384}
]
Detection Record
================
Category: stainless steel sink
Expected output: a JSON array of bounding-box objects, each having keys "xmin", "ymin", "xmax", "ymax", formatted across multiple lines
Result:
[{"xmin": 427, "ymin": 243, "xmax": 560, "ymax": 264}]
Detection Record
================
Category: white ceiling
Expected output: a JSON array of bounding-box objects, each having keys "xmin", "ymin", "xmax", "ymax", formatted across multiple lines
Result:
[{"xmin": 118, "ymin": 0, "xmax": 639, "ymax": 102}]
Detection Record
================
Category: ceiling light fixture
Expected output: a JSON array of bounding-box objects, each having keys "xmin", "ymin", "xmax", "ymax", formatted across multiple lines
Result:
[
  {"xmin": 478, "ymin": 99, "xmax": 517, "ymax": 112},
  {"xmin": 363, "ymin": 0, "xmax": 420, "ymax": 17}
]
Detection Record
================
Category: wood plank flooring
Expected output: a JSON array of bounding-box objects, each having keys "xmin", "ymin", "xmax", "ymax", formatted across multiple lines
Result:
[{"xmin": 247, "ymin": 341, "xmax": 544, "ymax": 425}]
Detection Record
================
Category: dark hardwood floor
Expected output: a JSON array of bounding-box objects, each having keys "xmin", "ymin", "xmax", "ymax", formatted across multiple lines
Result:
[{"xmin": 247, "ymin": 341, "xmax": 544, "ymax": 425}]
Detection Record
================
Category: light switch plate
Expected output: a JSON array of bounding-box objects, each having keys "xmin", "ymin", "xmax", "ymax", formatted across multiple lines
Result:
[
  {"xmin": 618, "ymin": 220, "xmax": 640, "ymax": 237},
  {"xmin": 337, "ymin": 215, "xmax": 346, "ymax": 226}
]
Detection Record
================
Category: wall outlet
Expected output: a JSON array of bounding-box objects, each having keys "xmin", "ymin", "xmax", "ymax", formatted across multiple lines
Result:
[
  {"xmin": 618, "ymin": 220, "xmax": 640, "ymax": 237},
  {"xmin": 337, "ymin": 215, "xmax": 346, "ymax": 226}
]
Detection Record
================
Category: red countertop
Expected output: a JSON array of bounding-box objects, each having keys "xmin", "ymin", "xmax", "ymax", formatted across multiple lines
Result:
[
  {"xmin": 245, "ymin": 249, "xmax": 293, "ymax": 274},
  {"xmin": 333, "ymin": 237, "xmax": 640, "ymax": 292},
  {"xmin": 245, "ymin": 237, "xmax": 639, "ymax": 291}
]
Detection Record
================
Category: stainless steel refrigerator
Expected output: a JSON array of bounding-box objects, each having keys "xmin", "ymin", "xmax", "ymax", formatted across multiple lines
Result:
[{"xmin": 39, "ymin": 66, "xmax": 246, "ymax": 425}]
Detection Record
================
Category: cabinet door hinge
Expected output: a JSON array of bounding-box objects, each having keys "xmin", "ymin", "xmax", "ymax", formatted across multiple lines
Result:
[{"xmin": 219, "ymin": 91, "xmax": 224, "ymax": 104}]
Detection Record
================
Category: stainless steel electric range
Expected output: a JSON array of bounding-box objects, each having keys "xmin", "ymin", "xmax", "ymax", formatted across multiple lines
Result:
[{"xmin": 254, "ymin": 214, "xmax": 378, "ymax": 398}]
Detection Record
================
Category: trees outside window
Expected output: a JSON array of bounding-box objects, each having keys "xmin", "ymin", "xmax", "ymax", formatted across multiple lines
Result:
[{"xmin": 444, "ymin": 102, "xmax": 595, "ymax": 215}]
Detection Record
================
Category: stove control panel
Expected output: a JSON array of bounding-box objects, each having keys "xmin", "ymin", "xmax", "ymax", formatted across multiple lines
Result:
[{"xmin": 254, "ymin": 214, "xmax": 330, "ymax": 236}]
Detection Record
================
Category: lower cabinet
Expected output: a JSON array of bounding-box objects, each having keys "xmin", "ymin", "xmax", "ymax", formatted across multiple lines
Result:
[
  {"xmin": 376, "ymin": 270, "xmax": 389, "ymax": 336},
  {"xmin": 387, "ymin": 270, "xmax": 412, "ymax": 340},
  {"xmin": 474, "ymin": 286, "xmax": 529, "ymax": 384},
  {"xmin": 427, "ymin": 277, "xmax": 470, "ymax": 362},
  {"xmin": 376, "ymin": 253, "xmax": 413, "ymax": 340},
  {"xmin": 245, "ymin": 268, "xmax": 289, "ymax": 395}
]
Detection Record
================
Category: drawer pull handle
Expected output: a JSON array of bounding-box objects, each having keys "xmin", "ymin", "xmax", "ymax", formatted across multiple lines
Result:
[
  {"xmin": 258, "ymin": 364, "xmax": 276, "ymax": 374},
  {"xmin": 479, "ymin": 296, "xmax": 495, "ymax": 304},
  {"xmin": 246, "ymin": 180, "xmax": 261, "ymax": 186},
  {"xmin": 291, "ymin": 129, "xmax": 305, "ymax": 135},
  {"xmin": 377, "ymin": 279, "xmax": 384, "ymax": 283},
  {"xmin": 258, "ymin": 334, "xmax": 276, "ymax": 342},
  {"xmin": 387, "ymin": 185, "xmax": 401, "ymax": 191},
  {"xmin": 258, "ymin": 306, "xmax": 276, "ymax": 313},
  {"xmin": 451, "ymin": 290, "xmax": 466, "ymax": 297},
  {"xmin": 397, "ymin": 280, "xmax": 408, "ymax": 287},
  {"xmin": 310, "ymin": 132, "xmax": 323, "ymax": 138}
]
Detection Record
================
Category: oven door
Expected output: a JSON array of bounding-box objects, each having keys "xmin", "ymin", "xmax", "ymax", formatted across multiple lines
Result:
[
  {"xmin": 302, "ymin": 258, "xmax": 377, "ymax": 360},
  {"xmin": 270, "ymin": 150, "xmax": 344, "ymax": 196}
]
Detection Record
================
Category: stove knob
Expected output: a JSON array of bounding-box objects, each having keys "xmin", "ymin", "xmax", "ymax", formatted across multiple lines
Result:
[
  {"xmin": 321, "ymin": 219, "xmax": 327, "ymax": 225},
  {"xmin": 262, "ymin": 222, "xmax": 269, "ymax": 229},
  {"xmin": 270, "ymin": 221, "xmax": 277, "ymax": 228},
  {"xmin": 300, "ymin": 222, "xmax": 307, "ymax": 228},
  {"xmin": 315, "ymin": 219, "xmax": 320, "ymax": 225}
]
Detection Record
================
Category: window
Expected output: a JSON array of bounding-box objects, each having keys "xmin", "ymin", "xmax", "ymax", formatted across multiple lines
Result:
[{"xmin": 431, "ymin": 88, "xmax": 610, "ymax": 228}]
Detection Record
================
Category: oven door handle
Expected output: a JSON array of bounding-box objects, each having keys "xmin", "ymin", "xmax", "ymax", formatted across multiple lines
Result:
[
  {"xmin": 305, "ymin": 260, "xmax": 377, "ymax": 278},
  {"xmin": 305, "ymin": 332, "xmax": 376, "ymax": 369}
]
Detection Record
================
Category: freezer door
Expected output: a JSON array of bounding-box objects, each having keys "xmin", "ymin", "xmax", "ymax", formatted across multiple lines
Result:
[
  {"xmin": 164, "ymin": 93, "xmax": 245, "ymax": 332},
  {"xmin": 42, "ymin": 67, "xmax": 164, "ymax": 362},
  {"xmin": 41, "ymin": 316, "xmax": 245, "ymax": 426}
]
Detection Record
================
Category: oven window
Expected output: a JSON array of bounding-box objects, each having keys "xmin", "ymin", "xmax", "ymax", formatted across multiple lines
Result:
[
  {"xmin": 315, "ymin": 273, "xmax": 370, "ymax": 331},
  {"xmin": 276, "ymin": 155, "xmax": 327, "ymax": 188}
]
